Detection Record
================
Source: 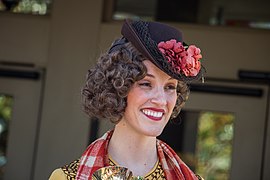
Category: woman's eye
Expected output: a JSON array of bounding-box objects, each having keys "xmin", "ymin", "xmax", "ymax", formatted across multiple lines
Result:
[
  {"xmin": 165, "ymin": 85, "xmax": 176, "ymax": 90},
  {"xmin": 139, "ymin": 82, "xmax": 151, "ymax": 87}
]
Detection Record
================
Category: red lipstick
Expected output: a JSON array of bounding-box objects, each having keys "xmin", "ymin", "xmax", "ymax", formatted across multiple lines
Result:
[{"xmin": 142, "ymin": 108, "xmax": 165, "ymax": 121}]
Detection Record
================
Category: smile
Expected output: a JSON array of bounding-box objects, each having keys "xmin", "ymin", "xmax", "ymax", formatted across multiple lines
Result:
[{"xmin": 142, "ymin": 109, "xmax": 164, "ymax": 121}]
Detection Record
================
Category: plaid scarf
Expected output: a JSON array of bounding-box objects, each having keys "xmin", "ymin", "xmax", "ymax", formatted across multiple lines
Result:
[{"xmin": 76, "ymin": 130, "xmax": 198, "ymax": 179}]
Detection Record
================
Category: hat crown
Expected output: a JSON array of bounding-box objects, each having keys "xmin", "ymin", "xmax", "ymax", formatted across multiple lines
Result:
[{"xmin": 148, "ymin": 22, "xmax": 183, "ymax": 44}]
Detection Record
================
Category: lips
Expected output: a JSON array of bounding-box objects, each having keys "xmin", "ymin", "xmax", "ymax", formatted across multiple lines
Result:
[{"xmin": 142, "ymin": 108, "xmax": 165, "ymax": 121}]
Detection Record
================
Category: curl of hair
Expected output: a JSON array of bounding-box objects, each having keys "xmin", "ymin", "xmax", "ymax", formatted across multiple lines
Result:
[
  {"xmin": 82, "ymin": 39, "xmax": 190, "ymax": 123},
  {"xmin": 171, "ymin": 81, "xmax": 190, "ymax": 119},
  {"xmin": 82, "ymin": 41, "xmax": 146, "ymax": 123}
]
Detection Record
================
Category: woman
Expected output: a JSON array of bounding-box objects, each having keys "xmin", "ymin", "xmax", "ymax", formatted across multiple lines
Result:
[{"xmin": 50, "ymin": 19, "xmax": 204, "ymax": 180}]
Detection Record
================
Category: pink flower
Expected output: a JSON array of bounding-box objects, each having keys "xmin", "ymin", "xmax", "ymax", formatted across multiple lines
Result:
[
  {"xmin": 187, "ymin": 45, "xmax": 202, "ymax": 61},
  {"xmin": 181, "ymin": 55, "xmax": 201, "ymax": 76},
  {"xmin": 158, "ymin": 39, "xmax": 176, "ymax": 49},
  {"xmin": 158, "ymin": 39, "xmax": 202, "ymax": 77}
]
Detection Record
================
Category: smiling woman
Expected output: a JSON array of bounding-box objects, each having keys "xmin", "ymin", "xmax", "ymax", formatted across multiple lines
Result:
[{"xmin": 49, "ymin": 19, "xmax": 205, "ymax": 180}]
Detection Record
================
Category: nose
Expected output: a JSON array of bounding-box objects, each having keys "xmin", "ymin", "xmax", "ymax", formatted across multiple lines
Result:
[{"xmin": 150, "ymin": 87, "xmax": 167, "ymax": 106}]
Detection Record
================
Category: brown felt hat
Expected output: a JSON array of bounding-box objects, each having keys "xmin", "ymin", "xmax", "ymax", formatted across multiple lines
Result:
[{"xmin": 121, "ymin": 19, "xmax": 204, "ymax": 83}]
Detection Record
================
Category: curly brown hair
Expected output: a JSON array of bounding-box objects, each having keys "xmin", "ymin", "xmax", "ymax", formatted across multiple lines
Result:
[{"xmin": 82, "ymin": 39, "xmax": 190, "ymax": 123}]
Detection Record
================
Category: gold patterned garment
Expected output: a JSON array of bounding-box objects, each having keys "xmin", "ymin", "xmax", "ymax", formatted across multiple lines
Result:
[
  {"xmin": 109, "ymin": 157, "xmax": 165, "ymax": 180},
  {"xmin": 60, "ymin": 159, "xmax": 79, "ymax": 180},
  {"xmin": 49, "ymin": 158, "xmax": 204, "ymax": 180},
  {"xmin": 55, "ymin": 158, "xmax": 165, "ymax": 180}
]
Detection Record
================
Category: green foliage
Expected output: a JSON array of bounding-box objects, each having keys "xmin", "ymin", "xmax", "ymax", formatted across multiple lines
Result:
[
  {"xmin": 0, "ymin": 0, "xmax": 51, "ymax": 15},
  {"xmin": 0, "ymin": 95, "xmax": 12, "ymax": 180},
  {"xmin": 0, "ymin": 95, "xmax": 13, "ymax": 122},
  {"xmin": 196, "ymin": 111, "xmax": 234, "ymax": 180}
]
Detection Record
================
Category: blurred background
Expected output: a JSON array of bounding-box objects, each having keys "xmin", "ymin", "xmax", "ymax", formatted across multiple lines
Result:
[{"xmin": 0, "ymin": 0, "xmax": 270, "ymax": 179}]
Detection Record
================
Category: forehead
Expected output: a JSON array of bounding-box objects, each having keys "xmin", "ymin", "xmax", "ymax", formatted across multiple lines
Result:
[{"xmin": 143, "ymin": 60, "xmax": 177, "ymax": 81}]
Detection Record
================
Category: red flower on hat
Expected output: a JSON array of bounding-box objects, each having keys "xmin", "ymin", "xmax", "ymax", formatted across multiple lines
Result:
[{"xmin": 158, "ymin": 39, "xmax": 202, "ymax": 77}]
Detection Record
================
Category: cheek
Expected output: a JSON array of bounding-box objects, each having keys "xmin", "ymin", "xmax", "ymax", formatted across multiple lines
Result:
[
  {"xmin": 127, "ymin": 88, "xmax": 148, "ymax": 106},
  {"xmin": 168, "ymin": 93, "xmax": 177, "ymax": 109}
]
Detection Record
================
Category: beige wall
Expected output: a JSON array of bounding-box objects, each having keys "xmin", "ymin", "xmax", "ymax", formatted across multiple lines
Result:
[
  {"xmin": 1, "ymin": 0, "xmax": 104, "ymax": 179},
  {"xmin": 0, "ymin": 14, "xmax": 50, "ymax": 66},
  {"xmin": 33, "ymin": 1, "xmax": 104, "ymax": 179},
  {"xmin": 0, "ymin": 1, "xmax": 270, "ymax": 179}
]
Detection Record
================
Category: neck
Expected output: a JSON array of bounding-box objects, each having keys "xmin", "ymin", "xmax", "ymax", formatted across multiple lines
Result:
[{"xmin": 108, "ymin": 122, "xmax": 158, "ymax": 176}]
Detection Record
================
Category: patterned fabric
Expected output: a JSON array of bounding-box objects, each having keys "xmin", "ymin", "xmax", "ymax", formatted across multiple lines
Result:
[
  {"xmin": 76, "ymin": 130, "xmax": 199, "ymax": 179},
  {"xmin": 109, "ymin": 156, "xmax": 165, "ymax": 179},
  {"xmin": 156, "ymin": 140, "xmax": 197, "ymax": 179},
  {"xmin": 56, "ymin": 159, "xmax": 204, "ymax": 180},
  {"xmin": 76, "ymin": 131, "xmax": 112, "ymax": 179},
  {"xmin": 61, "ymin": 159, "xmax": 80, "ymax": 180},
  {"xmin": 145, "ymin": 162, "xmax": 165, "ymax": 180}
]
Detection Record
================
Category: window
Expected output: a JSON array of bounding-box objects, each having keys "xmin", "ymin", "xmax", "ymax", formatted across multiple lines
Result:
[
  {"xmin": 196, "ymin": 111, "xmax": 234, "ymax": 179},
  {"xmin": 0, "ymin": 0, "xmax": 52, "ymax": 15},
  {"xmin": 159, "ymin": 110, "xmax": 234, "ymax": 179},
  {"xmin": 0, "ymin": 94, "xmax": 13, "ymax": 179},
  {"xmin": 105, "ymin": 0, "xmax": 270, "ymax": 30}
]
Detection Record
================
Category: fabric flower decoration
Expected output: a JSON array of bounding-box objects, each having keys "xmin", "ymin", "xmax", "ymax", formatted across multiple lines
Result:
[{"xmin": 158, "ymin": 39, "xmax": 202, "ymax": 77}]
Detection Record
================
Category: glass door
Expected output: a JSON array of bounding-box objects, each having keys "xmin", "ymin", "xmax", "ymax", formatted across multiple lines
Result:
[
  {"xmin": 159, "ymin": 80, "xmax": 269, "ymax": 180},
  {"xmin": 0, "ymin": 66, "xmax": 44, "ymax": 180}
]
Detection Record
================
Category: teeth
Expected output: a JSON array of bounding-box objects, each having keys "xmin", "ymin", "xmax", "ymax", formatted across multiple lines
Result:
[{"xmin": 142, "ymin": 109, "xmax": 163, "ymax": 118}]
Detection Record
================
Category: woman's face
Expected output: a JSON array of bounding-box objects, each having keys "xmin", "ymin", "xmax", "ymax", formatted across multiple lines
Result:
[{"xmin": 120, "ymin": 60, "xmax": 178, "ymax": 137}]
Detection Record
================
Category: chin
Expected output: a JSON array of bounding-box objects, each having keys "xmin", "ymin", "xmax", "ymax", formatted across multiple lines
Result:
[{"xmin": 145, "ymin": 128, "xmax": 164, "ymax": 137}]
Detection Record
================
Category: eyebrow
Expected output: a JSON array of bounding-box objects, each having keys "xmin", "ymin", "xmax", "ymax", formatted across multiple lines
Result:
[{"xmin": 145, "ymin": 73, "xmax": 175, "ymax": 80}]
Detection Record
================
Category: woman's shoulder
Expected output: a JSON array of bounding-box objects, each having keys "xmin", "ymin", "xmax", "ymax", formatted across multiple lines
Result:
[
  {"xmin": 49, "ymin": 159, "xmax": 80, "ymax": 180},
  {"xmin": 49, "ymin": 168, "xmax": 66, "ymax": 180}
]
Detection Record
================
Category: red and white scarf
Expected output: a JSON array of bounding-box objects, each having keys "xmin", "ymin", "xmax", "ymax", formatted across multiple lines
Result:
[{"xmin": 76, "ymin": 130, "xmax": 198, "ymax": 179}]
